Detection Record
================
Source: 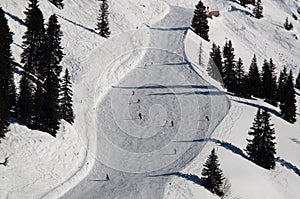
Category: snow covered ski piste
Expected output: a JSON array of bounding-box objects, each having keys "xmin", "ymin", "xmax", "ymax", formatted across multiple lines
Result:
[{"xmin": 57, "ymin": 6, "xmax": 229, "ymax": 199}]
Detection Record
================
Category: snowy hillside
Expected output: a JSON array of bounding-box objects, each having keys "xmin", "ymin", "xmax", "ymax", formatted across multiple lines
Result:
[{"xmin": 0, "ymin": 0, "xmax": 299, "ymax": 198}]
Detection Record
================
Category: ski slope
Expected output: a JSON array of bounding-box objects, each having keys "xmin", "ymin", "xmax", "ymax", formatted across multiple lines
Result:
[
  {"xmin": 60, "ymin": 5, "xmax": 229, "ymax": 199},
  {"xmin": 0, "ymin": 0, "xmax": 300, "ymax": 198}
]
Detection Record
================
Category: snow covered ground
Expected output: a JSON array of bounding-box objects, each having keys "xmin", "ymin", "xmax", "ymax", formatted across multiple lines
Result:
[{"xmin": 0, "ymin": 0, "xmax": 299, "ymax": 198}]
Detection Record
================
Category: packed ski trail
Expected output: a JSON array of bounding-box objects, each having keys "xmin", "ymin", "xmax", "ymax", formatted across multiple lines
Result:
[{"xmin": 61, "ymin": 6, "xmax": 229, "ymax": 199}]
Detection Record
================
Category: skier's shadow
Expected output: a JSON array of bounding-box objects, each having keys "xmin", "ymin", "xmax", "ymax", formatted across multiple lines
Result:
[{"xmin": 90, "ymin": 179, "xmax": 107, "ymax": 182}]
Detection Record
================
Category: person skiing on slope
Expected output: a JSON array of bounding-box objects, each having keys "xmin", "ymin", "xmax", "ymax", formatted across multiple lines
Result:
[
  {"xmin": 106, "ymin": 174, "xmax": 110, "ymax": 181},
  {"xmin": 138, "ymin": 113, "xmax": 142, "ymax": 120}
]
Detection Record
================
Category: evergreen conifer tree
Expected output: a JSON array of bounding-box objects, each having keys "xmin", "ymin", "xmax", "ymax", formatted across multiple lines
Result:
[
  {"xmin": 201, "ymin": 148, "xmax": 225, "ymax": 197},
  {"xmin": 60, "ymin": 68, "xmax": 74, "ymax": 124},
  {"xmin": 33, "ymin": 82, "xmax": 45, "ymax": 130},
  {"xmin": 191, "ymin": 0, "xmax": 209, "ymax": 41},
  {"xmin": 277, "ymin": 67, "xmax": 288, "ymax": 103},
  {"xmin": 248, "ymin": 54, "xmax": 261, "ymax": 97},
  {"xmin": 235, "ymin": 58, "xmax": 249, "ymax": 97},
  {"xmin": 280, "ymin": 71, "xmax": 297, "ymax": 123},
  {"xmin": 207, "ymin": 43, "xmax": 223, "ymax": 82},
  {"xmin": 95, "ymin": 0, "xmax": 111, "ymax": 38},
  {"xmin": 21, "ymin": 0, "xmax": 46, "ymax": 78},
  {"xmin": 49, "ymin": 0, "xmax": 64, "ymax": 9},
  {"xmin": 261, "ymin": 59, "xmax": 277, "ymax": 106},
  {"xmin": 253, "ymin": 0, "xmax": 263, "ymax": 19},
  {"xmin": 43, "ymin": 72, "xmax": 60, "ymax": 136},
  {"xmin": 0, "ymin": 7, "xmax": 15, "ymax": 138},
  {"xmin": 18, "ymin": 75, "xmax": 35, "ymax": 127},
  {"xmin": 296, "ymin": 71, "xmax": 300, "ymax": 89},
  {"xmin": 246, "ymin": 109, "xmax": 276, "ymax": 170},
  {"xmin": 223, "ymin": 40, "xmax": 236, "ymax": 92}
]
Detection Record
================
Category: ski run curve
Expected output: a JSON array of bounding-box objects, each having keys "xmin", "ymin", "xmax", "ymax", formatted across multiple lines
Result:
[{"xmin": 60, "ymin": 5, "xmax": 229, "ymax": 199}]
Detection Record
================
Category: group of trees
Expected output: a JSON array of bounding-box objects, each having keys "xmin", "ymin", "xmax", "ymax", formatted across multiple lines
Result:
[
  {"xmin": 201, "ymin": 108, "xmax": 277, "ymax": 197},
  {"xmin": 0, "ymin": 0, "xmax": 74, "ymax": 139},
  {"xmin": 207, "ymin": 41, "xmax": 297, "ymax": 123}
]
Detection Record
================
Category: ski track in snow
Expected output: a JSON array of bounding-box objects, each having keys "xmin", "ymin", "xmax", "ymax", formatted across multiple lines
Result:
[{"xmin": 61, "ymin": 6, "xmax": 229, "ymax": 199}]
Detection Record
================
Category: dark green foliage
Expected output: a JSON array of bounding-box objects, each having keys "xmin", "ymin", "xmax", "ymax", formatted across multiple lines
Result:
[
  {"xmin": 96, "ymin": 0, "xmax": 111, "ymax": 38},
  {"xmin": 253, "ymin": 0, "xmax": 263, "ymax": 19},
  {"xmin": 296, "ymin": 71, "xmax": 300, "ymax": 89},
  {"xmin": 48, "ymin": 0, "xmax": 64, "ymax": 9},
  {"xmin": 201, "ymin": 148, "xmax": 225, "ymax": 197},
  {"xmin": 284, "ymin": 17, "xmax": 293, "ymax": 30},
  {"xmin": 277, "ymin": 67, "xmax": 288, "ymax": 103},
  {"xmin": 191, "ymin": 0, "xmax": 209, "ymax": 41},
  {"xmin": 261, "ymin": 59, "xmax": 277, "ymax": 106},
  {"xmin": 0, "ymin": 7, "xmax": 15, "ymax": 138},
  {"xmin": 280, "ymin": 71, "xmax": 297, "ymax": 123},
  {"xmin": 246, "ymin": 109, "xmax": 276, "ymax": 170},
  {"xmin": 33, "ymin": 83, "xmax": 45, "ymax": 129},
  {"xmin": 60, "ymin": 68, "xmax": 74, "ymax": 124},
  {"xmin": 248, "ymin": 54, "xmax": 262, "ymax": 97},
  {"xmin": 43, "ymin": 14, "xmax": 63, "ymax": 77},
  {"xmin": 235, "ymin": 58, "xmax": 250, "ymax": 98},
  {"xmin": 21, "ymin": 0, "xmax": 46, "ymax": 78},
  {"xmin": 240, "ymin": 0, "xmax": 248, "ymax": 7},
  {"xmin": 207, "ymin": 43, "xmax": 223, "ymax": 82},
  {"xmin": 222, "ymin": 40, "xmax": 236, "ymax": 93},
  {"xmin": 43, "ymin": 72, "xmax": 60, "ymax": 136},
  {"xmin": 17, "ymin": 75, "xmax": 35, "ymax": 127}
]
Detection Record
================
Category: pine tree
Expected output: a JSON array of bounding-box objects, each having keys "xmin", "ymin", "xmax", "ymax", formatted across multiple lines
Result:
[
  {"xmin": 277, "ymin": 67, "xmax": 288, "ymax": 103},
  {"xmin": 261, "ymin": 59, "xmax": 277, "ymax": 106},
  {"xmin": 21, "ymin": 0, "xmax": 46, "ymax": 78},
  {"xmin": 246, "ymin": 109, "xmax": 276, "ymax": 170},
  {"xmin": 280, "ymin": 71, "xmax": 297, "ymax": 123},
  {"xmin": 201, "ymin": 148, "xmax": 225, "ymax": 197},
  {"xmin": 235, "ymin": 58, "xmax": 249, "ymax": 97},
  {"xmin": 191, "ymin": 0, "xmax": 209, "ymax": 41},
  {"xmin": 43, "ymin": 14, "xmax": 63, "ymax": 77},
  {"xmin": 60, "ymin": 68, "xmax": 74, "ymax": 124},
  {"xmin": 296, "ymin": 71, "xmax": 300, "ymax": 89},
  {"xmin": 207, "ymin": 43, "xmax": 223, "ymax": 82},
  {"xmin": 240, "ymin": 0, "xmax": 248, "ymax": 7},
  {"xmin": 0, "ymin": 7, "xmax": 15, "ymax": 138},
  {"xmin": 253, "ymin": 0, "xmax": 263, "ymax": 19},
  {"xmin": 95, "ymin": 0, "xmax": 111, "ymax": 38},
  {"xmin": 43, "ymin": 72, "xmax": 60, "ymax": 136},
  {"xmin": 248, "ymin": 54, "xmax": 262, "ymax": 97},
  {"xmin": 223, "ymin": 40, "xmax": 236, "ymax": 93},
  {"xmin": 33, "ymin": 82, "xmax": 45, "ymax": 130},
  {"xmin": 18, "ymin": 75, "xmax": 35, "ymax": 127},
  {"xmin": 49, "ymin": 0, "xmax": 64, "ymax": 9}
]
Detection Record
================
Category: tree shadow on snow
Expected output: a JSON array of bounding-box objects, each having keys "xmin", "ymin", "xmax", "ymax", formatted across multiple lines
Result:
[
  {"xmin": 149, "ymin": 26, "xmax": 189, "ymax": 32},
  {"xmin": 147, "ymin": 91, "xmax": 225, "ymax": 96},
  {"xmin": 113, "ymin": 84, "xmax": 216, "ymax": 90},
  {"xmin": 3, "ymin": 10, "xmax": 25, "ymax": 26},
  {"xmin": 229, "ymin": 6, "xmax": 254, "ymax": 17},
  {"xmin": 177, "ymin": 138, "xmax": 248, "ymax": 159},
  {"xmin": 232, "ymin": 99, "xmax": 281, "ymax": 118},
  {"xmin": 57, "ymin": 14, "xmax": 96, "ymax": 34},
  {"xmin": 148, "ymin": 172, "xmax": 205, "ymax": 187},
  {"xmin": 275, "ymin": 157, "xmax": 300, "ymax": 177}
]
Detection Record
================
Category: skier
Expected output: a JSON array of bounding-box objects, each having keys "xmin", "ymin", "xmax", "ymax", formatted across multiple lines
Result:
[
  {"xmin": 174, "ymin": 149, "xmax": 177, "ymax": 155},
  {"xmin": 138, "ymin": 113, "xmax": 142, "ymax": 120},
  {"xmin": 132, "ymin": 91, "xmax": 135, "ymax": 95},
  {"xmin": 205, "ymin": 116, "xmax": 210, "ymax": 121},
  {"xmin": 171, "ymin": 121, "xmax": 174, "ymax": 127},
  {"xmin": 137, "ymin": 99, "xmax": 141, "ymax": 103},
  {"xmin": 106, "ymin": 174, "xmax": 110, "ymax": 181}
]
